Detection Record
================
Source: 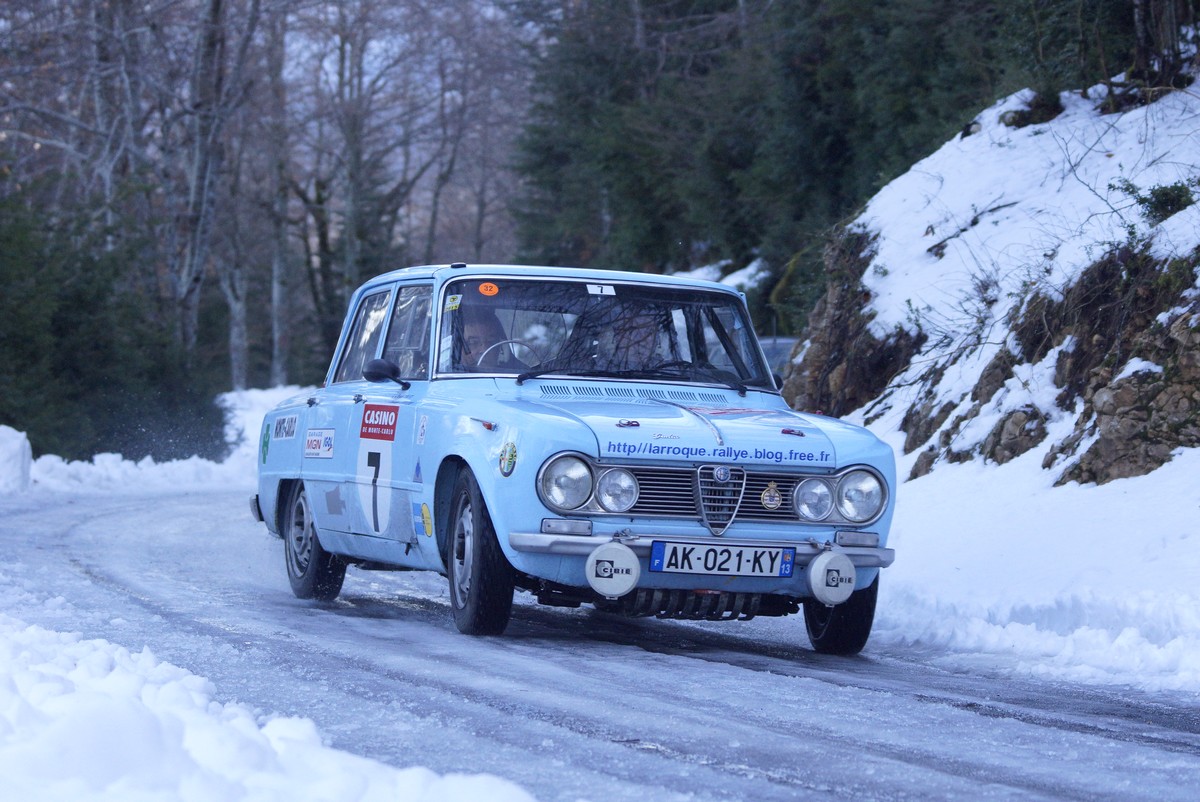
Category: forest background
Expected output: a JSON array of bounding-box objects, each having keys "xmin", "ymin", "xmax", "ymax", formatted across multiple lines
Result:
[{"xmin": 0, "ymin": 0, "xmax": 1193, "ymax": 461}]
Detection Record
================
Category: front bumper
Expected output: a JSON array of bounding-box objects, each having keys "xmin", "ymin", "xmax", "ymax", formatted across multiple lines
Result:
[{"xmin": 508, "ymin": 530, "xmax": 895, "ymax": 568}]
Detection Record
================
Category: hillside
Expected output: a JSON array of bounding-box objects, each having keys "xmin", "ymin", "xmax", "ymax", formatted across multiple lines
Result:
[{"xmin": 783, "ymin": 79, "xmax": 1200, "ymax": 487}]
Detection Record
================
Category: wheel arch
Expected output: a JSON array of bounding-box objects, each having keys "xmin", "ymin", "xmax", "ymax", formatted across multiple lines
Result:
[
  {"xmin": 271, "ymin": 477, "xmax": 300, "ymax": 537},
  {"xmin": 434, "ymin": 457, "xmax": 467, "ymax": 566}
]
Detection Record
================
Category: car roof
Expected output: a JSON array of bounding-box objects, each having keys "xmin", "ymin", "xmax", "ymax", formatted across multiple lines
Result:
[{"xmin": 357, "ymin": 263, "xmax": 741, "ymax": 296}]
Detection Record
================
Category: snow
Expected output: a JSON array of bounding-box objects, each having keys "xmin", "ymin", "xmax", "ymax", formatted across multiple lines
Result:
[
  {"xmin": 3, "ymin": 76, "xmax": 1200, "ymax": 797},
  {"xmin": 0, "ymin": 390, "xmax": 535, "ymax": 802},
  {"xmin": 859, "ymin": 84, "xmax": 1200, "ymax": 342},
  {"xmin": 0, "ymin": 613, "xmax": 533, "ymax": 802},
  {"xmin": 0, "ymin": 425, "xmax": 32, "ymax": 493},
  {"xmin": 833, "ymin": 79, "xmax": 1200, "ymax": 693},
  {"xmin": 836, "ymin": 79, "xmax": 1200, "ymax": 693}
]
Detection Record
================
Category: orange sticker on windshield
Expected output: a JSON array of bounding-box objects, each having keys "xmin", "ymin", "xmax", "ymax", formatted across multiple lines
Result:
[{"xmin": 479, "ymin": 282, "xmax": 499, "ymax": 296}]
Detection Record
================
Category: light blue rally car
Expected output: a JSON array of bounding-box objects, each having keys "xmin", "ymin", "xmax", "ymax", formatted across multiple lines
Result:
[{"xmin": 251, "ymin": 263, "xmax": 896, "ymax": 655}]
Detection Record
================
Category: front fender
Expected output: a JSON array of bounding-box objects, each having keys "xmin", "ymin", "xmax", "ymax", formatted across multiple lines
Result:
[{"xmin": 430, "ymin": 394, "xmax": 598, "ymax": 569}]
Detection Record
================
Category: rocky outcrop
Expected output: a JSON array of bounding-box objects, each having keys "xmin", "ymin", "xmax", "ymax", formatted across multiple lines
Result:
[
  {"xmin": 983, "ymin": 406, "xmax": 1049, "ymax": 466},
  {"xmin": 781, "ymin": 228, "xmax": 925, "ymax": 417},
  {"xmin": 783, "ymin": 225, "xmax": 1200, "ymax": 486},
  {"xmin": 1046, "ymin": 301, "xmax": 1200, "ymax": 484}
]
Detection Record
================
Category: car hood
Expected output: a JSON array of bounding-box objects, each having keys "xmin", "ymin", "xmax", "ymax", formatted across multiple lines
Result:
[{"xmin": 525, "ymin": 396, "xmax": 838, "ymax": 469}]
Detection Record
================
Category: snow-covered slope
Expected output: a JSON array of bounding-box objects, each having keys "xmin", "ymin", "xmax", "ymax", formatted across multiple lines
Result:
[
  {"xmin": 784, "ymin": 77, "xmax": 1200, "ymax": 691},
  {"xmin": 827, "ymin": 81, "xmax": 1200, "ymax": 482}
]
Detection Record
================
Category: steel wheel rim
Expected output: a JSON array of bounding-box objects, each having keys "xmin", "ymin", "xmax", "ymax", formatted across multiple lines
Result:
[
  {"xmin": 806, "ymin": 600, "xmax": 834, "ymax": 637},
  {"xmin": 453, "ymin": 498, "xmax": 475, "ymax": 603},
  {"xmin": 286, "ymin": 491, "xmax": 314, "ymax": 577}
]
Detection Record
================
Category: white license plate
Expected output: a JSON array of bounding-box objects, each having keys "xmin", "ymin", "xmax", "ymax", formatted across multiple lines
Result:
[{"xmin": 649, "ymin": 541, "xmax": 795, "ymax": 578}]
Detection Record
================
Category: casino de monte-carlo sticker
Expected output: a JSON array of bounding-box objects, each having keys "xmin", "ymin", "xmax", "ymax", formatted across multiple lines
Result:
[
  {"xmin": 305, "ymin": 429, "xmax": 335, "ymax": 458},
  {"xmin": 360, "ymin": 404, "xmax": 399, "ymax": 441}
]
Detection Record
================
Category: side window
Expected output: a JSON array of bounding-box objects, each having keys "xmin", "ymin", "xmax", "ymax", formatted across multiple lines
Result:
[
  {"xmin": 333, "ymin": 290, "xmax": 392, "ymax": 384},
  {"xmin": 382, "ymin": 285, "xmax": 432, "ymax": 379}
]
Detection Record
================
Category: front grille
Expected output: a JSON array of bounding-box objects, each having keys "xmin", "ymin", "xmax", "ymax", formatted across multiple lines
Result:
[
  {"xmin": 696, "ymin": 465, "xmax": 746, "ymax": 535},
  {"xmin": 630, "ymin": 468, "xmax": 699, "ymax": 515},
  {"xmin": 628, "ymin": 466, "xmax": 804, "ymax": 531}
]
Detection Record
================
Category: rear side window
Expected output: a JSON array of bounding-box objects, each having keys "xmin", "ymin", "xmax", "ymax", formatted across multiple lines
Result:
[{"xmin": 333, "ymin": 290, "xmax": 392, "ymax": 384}]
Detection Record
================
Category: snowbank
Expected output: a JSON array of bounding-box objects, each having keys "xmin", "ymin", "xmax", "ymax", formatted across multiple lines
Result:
[
  {"xmin": 22, "ymin": 387, "xmax": 306, "ymax": 494},
  {"xmin": 0, "ymin": 613, "xmax": 534, "ymax": 802},
  {"xmin": 0, "ymin": 390, "xmax": 537, "ymax": 801},
  {"xmin": 0, "ymin": 425, "xmax": 32, "ymax": 493}
]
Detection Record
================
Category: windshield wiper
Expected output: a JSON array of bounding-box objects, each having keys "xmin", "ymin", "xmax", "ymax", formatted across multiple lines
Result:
[
  {"xmin": 692, "ymin": 370, "xmax": 749, "ymax": 396},
  {"xmin": 516, "ymin": 363, "xmax": 749, "ymax": 395},
  {"xmin": 669, "ymin": 362, "xmax": 750, "ymax": 396},
  {"xmin": 515, "ymin": 367, "xmax": 611, "ymax": 385}
]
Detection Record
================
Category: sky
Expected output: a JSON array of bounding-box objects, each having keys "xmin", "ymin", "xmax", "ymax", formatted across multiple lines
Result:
[{"xmin": 1, "ymin": 74, "xmax": 1199, "ymax": 800}]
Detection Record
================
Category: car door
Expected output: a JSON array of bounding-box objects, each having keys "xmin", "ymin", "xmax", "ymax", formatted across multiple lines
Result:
[{"xmin": 346, "ymin": 284, "xmax": 432, "ymax": 557}]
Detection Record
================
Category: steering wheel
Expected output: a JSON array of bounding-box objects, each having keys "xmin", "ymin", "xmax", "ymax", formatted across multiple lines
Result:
[{"xmin": 475, "ymin": 339, "xmax": 544, "ymax": 367}]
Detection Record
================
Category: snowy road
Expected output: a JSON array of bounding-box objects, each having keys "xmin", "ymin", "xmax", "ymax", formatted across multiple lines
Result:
[{"xmin": 3, "ymin": 486, "xmax": 1198, "ymax": 802}]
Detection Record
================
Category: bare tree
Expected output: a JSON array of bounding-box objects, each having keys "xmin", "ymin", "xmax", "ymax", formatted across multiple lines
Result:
[
  {"xmin": 265, "ymin": 2, "xmax": 292, "ymax": 385},
  {"xmin": 288, "ymin": 0, "xmax": 468, "ymax": 347},
  {"xmin": 2, "ymin": 0, "xmax": 532, "ymax": 389},
  {"xmin": 415, "ymin": 0, "xmax": 530, "ymax": 263},
  {"xmin": 1132, "ymin": 0, "xmax": 1195, "ymax": 83},
  {"xmin": 165, "ymin": 0, "xmax": 262, "ymax": 358}
]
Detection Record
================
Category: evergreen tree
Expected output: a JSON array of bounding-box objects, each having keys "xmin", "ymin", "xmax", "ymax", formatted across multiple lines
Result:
[
  {"xmin": 512, "ymin": 0, "xmax": 1170, "ymax": 332},
  {"xmin": 0, "ymin": 190, "xmax": 227, "ymax": 461}
]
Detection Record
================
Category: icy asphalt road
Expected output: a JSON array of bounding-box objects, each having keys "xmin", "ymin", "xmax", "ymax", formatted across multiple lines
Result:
[{"xmin": 2, "ymin": 487, "xmax": 1198, "ymax": 802}]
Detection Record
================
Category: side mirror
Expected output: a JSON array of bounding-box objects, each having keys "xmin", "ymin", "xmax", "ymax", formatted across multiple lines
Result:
[{"xmin": 363, "ymin": 358, "xmax": 411, "ymax": 390}]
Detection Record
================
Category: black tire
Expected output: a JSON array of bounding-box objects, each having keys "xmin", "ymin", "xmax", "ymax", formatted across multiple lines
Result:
[
  {"xmin": 282, "ymin": 482, "xmax": 346, "ymax": 601},
  {"xmin": 803, "ymin": 575, "xmax": 879, "ymax": 656},
  {"xmin": 447, "ymin": 470, "xmax": 515, "ymax": 635}
]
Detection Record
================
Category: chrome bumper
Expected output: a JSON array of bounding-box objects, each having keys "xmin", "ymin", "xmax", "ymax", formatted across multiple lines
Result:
[{"xmin": 508, "ymin": 531, "xmax": 895, "ymax": 568}]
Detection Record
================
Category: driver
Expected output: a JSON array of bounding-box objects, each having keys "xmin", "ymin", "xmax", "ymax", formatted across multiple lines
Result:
[{"xmin": 461, "ymin": 308, "xmax": 528, "ymax": 370}]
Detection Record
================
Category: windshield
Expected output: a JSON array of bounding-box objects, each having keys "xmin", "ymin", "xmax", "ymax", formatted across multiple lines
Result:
[{"xmin": 436, "ymin": 276, "xmax": 772, "ymax": 389}]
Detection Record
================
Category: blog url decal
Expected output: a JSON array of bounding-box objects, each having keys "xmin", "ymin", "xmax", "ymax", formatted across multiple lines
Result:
[{"xmin": 605, "ymin": 441, "xmax": 829, "ymax": 463}]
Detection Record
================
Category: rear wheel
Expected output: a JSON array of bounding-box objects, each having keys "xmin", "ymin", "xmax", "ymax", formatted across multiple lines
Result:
[
  {"xmin": 447, "ymin": 470, "xmax": 514, "ymax": 635},
  {"xmin": 283, "ymin": 482, "xmax": 346, "ymax": 601},
  {"xmin": 803, "ymin": 575, "xmax": 878, "ymax": 655}
]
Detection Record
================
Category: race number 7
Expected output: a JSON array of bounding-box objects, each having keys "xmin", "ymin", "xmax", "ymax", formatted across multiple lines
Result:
[{"xmin": 366, "ymin": 451, "xmax": 381, "ymax": 532}]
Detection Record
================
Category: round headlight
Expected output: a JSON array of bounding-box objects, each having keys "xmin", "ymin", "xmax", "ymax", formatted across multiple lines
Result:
[
  {"xmin": 540, "ymin": 455, "xmax": 593, "ymax": 510},
  {"xmin": 836, "ymin": 470, "xmax": 884, "ymax": 522},
  {"xmin": 794, "ymin": 478, "xmax": 833, "ymax": 521},
  {"xmin": 596, "ymin": 469, "xmax": 639, "ymax": 512}
]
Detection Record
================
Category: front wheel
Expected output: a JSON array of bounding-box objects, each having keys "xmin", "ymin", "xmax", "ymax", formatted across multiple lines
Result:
[
  {"xmin": 282, "ymin": 482, "xmax": 346, "ymax": 601},
  {"xmin": 447, "ymin": 470, "xmax": 515, "ymax": 635},
  {"xmin": 803, "ymin": 575, "xmax": 879, "ymax": 656}
]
